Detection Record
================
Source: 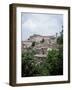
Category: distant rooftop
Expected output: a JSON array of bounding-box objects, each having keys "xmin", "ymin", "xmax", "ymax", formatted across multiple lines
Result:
[{"xmin": 29, "ymin": 34, "xmax": 55, "ymax": 38}]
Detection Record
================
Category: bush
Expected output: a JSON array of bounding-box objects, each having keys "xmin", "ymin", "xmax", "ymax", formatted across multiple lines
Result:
[
  {"xmin": 46, "ymin": 49, "xmax": 63, "ymax": 75},
  {"xmin": 22, "ymin": 49, "xmax": 36, "ymax": 77}
]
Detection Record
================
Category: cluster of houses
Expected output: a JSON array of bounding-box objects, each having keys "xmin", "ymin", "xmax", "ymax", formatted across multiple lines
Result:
[{"xmin": 22, "ymin": 34, "xmax": 58, "ymax": 58}]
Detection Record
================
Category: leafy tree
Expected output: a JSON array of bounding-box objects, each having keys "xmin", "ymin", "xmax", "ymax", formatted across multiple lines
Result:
[
  {"xmin": 46, "ymin": 49, "xmax": 63, "ymax": 75},
  {"xmin": 31, "ymin": 41, "xmax": 36, "ymax": 47},
  {"xmin": 57, "ymin": 29, "xmax": 63, "ymax": 75},
  {"xmin": 32, "ymin": 62, "xmax": 50, "ymax": 76},
  {"xmin": 57, "ymin": 27, "xmax": 63, "ymax": 45},
  {"xmin": 45, "ymin": 28, "xmax": 63, "ymax": 75},
  {"xmin": 22, "ymin": 49, "xmax": 36, "ymax": 77}
]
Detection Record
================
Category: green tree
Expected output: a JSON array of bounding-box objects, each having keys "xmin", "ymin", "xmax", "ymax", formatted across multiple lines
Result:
[
  {"xmin": 46, "ymin": 49, "xmax": 63, "ymax": 75},
  {"xmin": 31, "ymin": 41, "xmax": 36, "ymax": 47},
  {"xmin": 57, "ymin": 29, "xmax": 63, "ymax": 75},
  {"xmin": 22, "ymin": 49, "xmax": 36, "ymax": 77},
  {"xmin": 45, "ymin": 28, "xmax": 63, "ymax": 75},
  {"xmin": 57, "ymin": 27, "xmax": 63, "ymax": 44}
]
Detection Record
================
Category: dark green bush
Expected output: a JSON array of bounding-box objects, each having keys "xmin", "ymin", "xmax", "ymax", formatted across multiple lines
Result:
[{"xmin": 46, "ymin": 49, "xmax": 63, "ymax": 75}]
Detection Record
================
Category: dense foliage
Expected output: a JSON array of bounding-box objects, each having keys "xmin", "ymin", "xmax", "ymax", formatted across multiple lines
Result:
[
  {"xmin": 22, "ymin": 48, "xmax": 37, "ymax": 77},
  {"xmin": 46, "ymin": 49, "xmax": 63, "ymax": 75},
  {"xmin": 31, "ymin": 41, "xmax": 36, "ymax": 47}
]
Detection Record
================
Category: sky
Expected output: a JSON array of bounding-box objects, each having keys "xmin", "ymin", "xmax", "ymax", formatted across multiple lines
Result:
[{"xmin": 21, "ymin": 13, "xmax": 63, "ymax": 41}]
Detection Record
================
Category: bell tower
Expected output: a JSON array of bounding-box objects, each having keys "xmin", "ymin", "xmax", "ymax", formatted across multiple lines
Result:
[{"xmin": 56, "ymin": 32, "xmax": 58, "ymax": 43}]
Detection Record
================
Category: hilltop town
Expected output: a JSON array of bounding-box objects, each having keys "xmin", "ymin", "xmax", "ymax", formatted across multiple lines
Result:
[{"xmin": 22, "ymin": 34, "xmax": 58, "ymax": 59}]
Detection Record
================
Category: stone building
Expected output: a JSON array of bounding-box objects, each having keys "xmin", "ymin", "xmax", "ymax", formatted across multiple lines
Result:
[
  {"xmin": 22, "ymin": 41, "xmax": 32, "ymax": 49},
  {"xmin": 22, "ymin": 34, "xmax": 58, "ymax": 55},
  {"xmin": 28, "ymin": 34, "xmax": 56, "ymax": 44}
]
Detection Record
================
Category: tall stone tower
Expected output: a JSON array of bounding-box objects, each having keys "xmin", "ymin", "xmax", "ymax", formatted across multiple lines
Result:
[{"xmin": 56, "ymin": 33, "xmax": 58, "ymax": 43}]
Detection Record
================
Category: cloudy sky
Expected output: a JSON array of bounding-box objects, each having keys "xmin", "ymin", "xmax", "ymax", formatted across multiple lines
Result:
[{"xmin": 21, "ymin": 13, "xmax": 63, "ymax": 41}]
